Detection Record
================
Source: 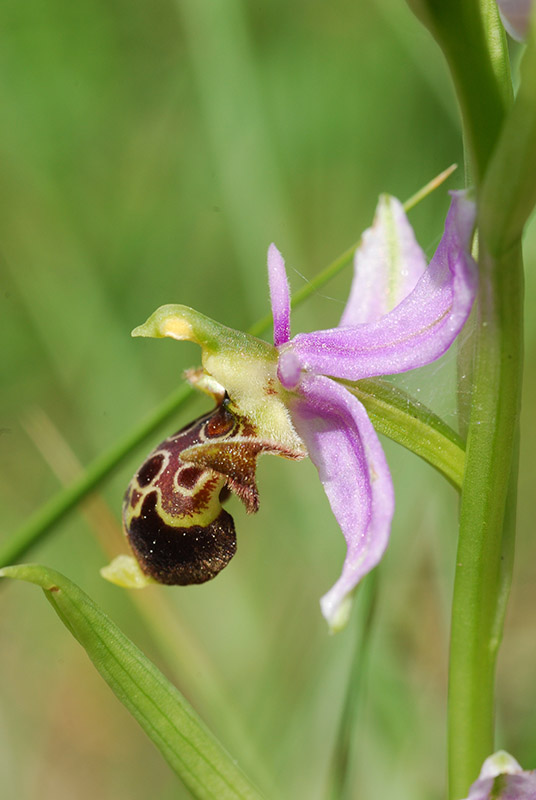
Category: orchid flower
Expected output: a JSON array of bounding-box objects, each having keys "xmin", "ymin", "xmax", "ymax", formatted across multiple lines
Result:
[
  {"xmin": 460, "ymin": 751, "xmax": 536, "ymax": 800},
  {"xmin": 104, "ymin": 190, "xmax": 476, "ymax": 632}
]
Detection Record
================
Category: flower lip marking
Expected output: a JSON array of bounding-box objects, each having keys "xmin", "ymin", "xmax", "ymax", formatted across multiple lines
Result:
[
  {"xmin": 123, "ymin": 405, "xmax": 238, "ymax": 585},
  {"xmin": 177, "ymin": 466, "xmax": 204, "ymax": 490},
  {"xmin": 137, "ymin": 454, "xmax": 165, "ymax": 487},
  {"xmin": 121, "ymin": 393, "xmax": 299, "ymax": 586},
  {"xmin": 128, "ymin": 490, "xmax": 236, "ymax": 585}
]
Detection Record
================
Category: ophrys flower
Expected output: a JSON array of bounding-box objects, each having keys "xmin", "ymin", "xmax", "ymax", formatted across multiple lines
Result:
[{"xmin": 104, "ymin": 190, "xmax": 476, "ymax": 631}]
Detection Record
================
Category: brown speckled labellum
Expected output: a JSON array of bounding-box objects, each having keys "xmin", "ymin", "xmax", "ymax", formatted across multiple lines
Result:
[{"xmin": 123, "ymin": 400, "xmax": 297, "ymax": 586}]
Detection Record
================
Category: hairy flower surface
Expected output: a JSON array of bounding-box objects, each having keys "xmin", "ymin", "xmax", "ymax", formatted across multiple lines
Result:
[{"xmin": 109, "ymin": 191, "xmax": 476, "ymax": 631}]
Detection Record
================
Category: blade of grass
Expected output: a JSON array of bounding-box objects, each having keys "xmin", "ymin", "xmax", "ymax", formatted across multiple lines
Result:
[
  {"xmin": 249, "ymin": 165, "xmax": 457, "ymax": 337},
  {"xmin": 0, "ymin": 563, "xmax": 265, "ymax": 800},
  {"xmin": 0, "ymin": 383, "xmax": 194, "ymax": 568},
  {"xmin": 326, "ymin": 571, "xmax": 379, "ymax": 800},
  {"xmin": 177, "ymin": 0, "xmax": 294, "ymax": 319}
]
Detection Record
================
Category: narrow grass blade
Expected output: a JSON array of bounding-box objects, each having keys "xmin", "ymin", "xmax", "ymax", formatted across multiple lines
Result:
[{"xmin": 0, "ymin": 564, "xmax": 265, "ymax": 800}]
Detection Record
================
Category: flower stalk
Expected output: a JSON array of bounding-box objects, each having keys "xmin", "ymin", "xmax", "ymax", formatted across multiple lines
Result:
[
  {"xmin": 449, "ymin": 240, "xmax": 523, "ymax": 797},
  {"xmin": 404, "ymin": 2, "xmax": 533, "ymax": 797}
]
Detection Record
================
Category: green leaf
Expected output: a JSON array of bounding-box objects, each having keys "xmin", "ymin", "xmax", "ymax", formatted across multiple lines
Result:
[
  {"xmin": 346, "ymin": 378, "xmax": 465, "ymax": 490},
  {"xmin": 0, "ymin": 564, "xmax": 265, "ymax": 800}
]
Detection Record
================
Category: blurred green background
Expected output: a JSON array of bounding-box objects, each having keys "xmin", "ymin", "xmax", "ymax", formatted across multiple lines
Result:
[{"xmin": 1, "ymin": 1, "xmax": 535, "ymax": 798}]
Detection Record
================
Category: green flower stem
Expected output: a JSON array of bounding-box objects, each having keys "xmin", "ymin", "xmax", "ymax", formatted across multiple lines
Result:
[
  {"xmin": 0, "ymin": 169, "xmax": 457, "ymax": 569},
  {"xmin": 448, "ymin": 10, "xmax": 535, "ymax": 799},
  {"xmin": 479, "ymin": 31, "xmax": 536, "ymax": 256},
  {"xmin": 448, "ymin": 241, "xmax": 523, "ymax": 799},
  {"xmin": 447, "ymin": 24, "xmax": 536, "ymax": 798},
  {"xmin": 405, "ymin": 0, "xmax": 510, "ymax": 182},
  {"xmin": 0, "ymin": 564, "xmax": 265, "ymax": 800},
  {"xmin": 346, "ymin": 378, "xmax": 465, "ymax": 490},
  {"xmin": 405, "ymin": 3, "xmax": 532, "ymax": 797},
  {"xmin": 448, "ymin": 28, "xmax": 534, "ymax": 795}
]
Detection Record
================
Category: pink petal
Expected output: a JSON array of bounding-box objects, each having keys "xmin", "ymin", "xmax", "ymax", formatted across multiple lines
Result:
[
  {"xmin": 497, "ymin": 0, "xmax": 532, "ymax": 40},
  {"xmin": 466, "ymin": 773, "xmax": 536, "ymax": 800},
  {"xmin": 281, "ymin": 191, "xmax": 476, "ymax": 384},
  {"xmin": 462, "ymin": 751, "xmax": 536, "ymax": 800},
  {"xmin": 287, "ymin": 374, "xmax": 394, "ymax": 630},
  {"xmin": 267, "ymin": 243, "xmax": 291, "ymax": 346},
  {"xmin": 340, "ymin": 194, "xmax": 427, "ymax": 326}
]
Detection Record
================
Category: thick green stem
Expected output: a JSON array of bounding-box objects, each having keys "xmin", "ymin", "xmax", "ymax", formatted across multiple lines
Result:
[
  {"xmin": 403, "ymin": 2, "xmax": 533, "ymax": 797},
  {"xmin": 448, "ymin": 242, "xmax": 523, "ymax": 798},
  {"xmin": 405, "ymin": 0, "xmax": 510, "ymax": 182},
  {"xmin": 447, "ymin": 9, "xmax": 536, "ymax": 797}
]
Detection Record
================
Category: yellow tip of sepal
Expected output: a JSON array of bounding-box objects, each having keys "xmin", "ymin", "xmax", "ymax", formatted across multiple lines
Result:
[
  {"xmin": 100, "ymin": 555, "xmax": 155, "ymax": 588},
  {"xmin": 131, "ymin": 304, "xmax": 199, "ymax": 343}
]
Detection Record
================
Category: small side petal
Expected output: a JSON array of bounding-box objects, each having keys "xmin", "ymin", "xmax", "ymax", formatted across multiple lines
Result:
[
  {"xmin": 285, "ymin": 191, "xmax": 477, "ymax": 382},
  {"xmin": 287, "ymin": 375, "xmax": 394, "ymax": 631},
  {"xmin": 461, "ymin": 751, "xmax": 536, "ymax": 800},
  {"xmin": 478, "ymin": 751, "xmax": 523, "ymax": 780},
  {"xmin": 340, "ymin": 194, "xmax": 427, "ymax": 326},
  {"xmin": 497, "ymin": 0, "xmax": 532, "ymax": 40},
  {"xmin": 268, "ymin": 243, "xmax": 291, "ymax": 346}
]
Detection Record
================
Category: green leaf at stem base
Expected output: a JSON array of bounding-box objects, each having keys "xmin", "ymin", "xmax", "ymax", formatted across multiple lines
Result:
[{"xmin": 0, "ymin": 563, "xmax": 265, "ymax": 800}]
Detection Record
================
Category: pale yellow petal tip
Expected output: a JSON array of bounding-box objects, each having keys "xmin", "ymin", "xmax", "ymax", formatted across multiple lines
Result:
[
  {"xmin": 131, "ymin": 323, "xmax": 149, "ymax": 338},
  {"xmin": 131, "ymin": 317, "xmax": 194, "ymax": 341},
  {"xmin": 100, "ymin": 555, "xmax": 154, "ymax": 589},
  {"xmin": 324, "ymin": 595, "xmax": 352, "ymax": 634},
  {"xmin": 131, "ymin": 314, "xmax": 158, "ymax": 338},
  {"xmin": 131, "ymin": 305, "xmax": 196, "ymax": 342},
  {"xmin": 480, "ymin": 751, "xmax": 522, "ymax": 779}
]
